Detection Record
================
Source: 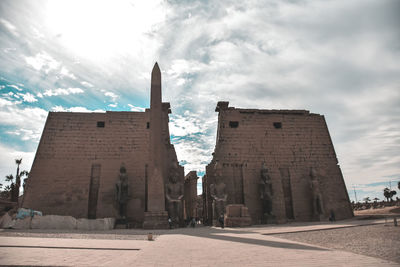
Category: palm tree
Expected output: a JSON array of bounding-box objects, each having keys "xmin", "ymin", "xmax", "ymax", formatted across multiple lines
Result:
[
  {"xmin": 398, "ymin": 181, "xmax": 400, "ymax": 191},
  {"xmin": 3, "ymin": 174, "xmax": 14, "ymax": 200},
  {"xmin": 5, "ymin": 174, "xmax": 14, "ymax": 182},
  {"xmin": 373, "ymin": 197, "xmax": 379, "ymax": 203},
  {"xmin": 14, "ymin": 159, "xmax": 22, "ymax": 198},
  {"xmin": 11, "ymin": 159, "xmax": 29, "ymax": 202},
  {"xmin": 384, "ymin": 187, "xmax": 397, "ymax": 202},
  {"xmin": 384, "ymin": 187, "xmax": 391, "ymax": 202}
]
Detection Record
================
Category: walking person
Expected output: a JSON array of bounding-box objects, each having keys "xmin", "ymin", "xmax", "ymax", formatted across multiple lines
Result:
[
  {"xmin": 168, "ymin": 217, "xmax": 173, "ymax": 229},
  {"xmin": 218, "ymin": 213, "xmax": 224, "ymax": 229}
]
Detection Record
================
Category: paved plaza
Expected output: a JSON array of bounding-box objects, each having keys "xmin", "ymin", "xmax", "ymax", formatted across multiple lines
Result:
[{"xmin": 0, "ymin": 218, "xmax": 398, "ymax": 266}]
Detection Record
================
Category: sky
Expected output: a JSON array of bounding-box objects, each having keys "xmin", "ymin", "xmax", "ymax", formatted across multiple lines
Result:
[{"xmin": 0, "ymin": 0, "xmax": 399, "ymax": 202}]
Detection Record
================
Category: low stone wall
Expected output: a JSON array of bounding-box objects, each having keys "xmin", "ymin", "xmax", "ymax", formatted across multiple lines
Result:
[{"xmin": 1, "ymin": 214, "xmax": 115, "ymax": 230}]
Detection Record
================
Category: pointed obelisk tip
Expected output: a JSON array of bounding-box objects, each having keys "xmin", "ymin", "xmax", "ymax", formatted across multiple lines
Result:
[{"xmin": 152, "ymin": 62, "xmax": 160, "ymax": 74}]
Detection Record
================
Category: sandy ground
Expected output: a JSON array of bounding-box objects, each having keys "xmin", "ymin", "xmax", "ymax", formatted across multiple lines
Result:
[
  {"xmin": 354, "ymin": 206, "xmax": 400, "ymax": 216},
  {"xmin": 275, "ymin": 223, "xmax": 400, "ymax": 263}
]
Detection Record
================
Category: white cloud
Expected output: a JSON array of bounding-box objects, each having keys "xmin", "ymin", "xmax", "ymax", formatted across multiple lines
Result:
[
  {"xmin": 8, "ymin": 85, "xmax": 23, "ymax": 91},
  {"xmin": 43, "ymin": 87, "xmax": 84, "ymax": 96},
  {"xmin": 169, "ymin": 114, "xmax": 202, "ymax": 137},
  {"xmin": 25, "ymin": 52, "xmax": 61, "ymax": 73},
  {"xmin": 0, "ymin": 98, "xmax": 14, "ymax": 107},
  {"xmin": 128, "ymin": 104, "xmax": 145, "ymax": 112},
  {"xmin": 108, "ymin": 103, "xmax": 117, "ymax": 108},
  {"xmin": 169, "ymin": 111, "xmax": 217, "ymax": 175},
  {"xmin": 51, "ymin": 106, "xmax": 104, "ymax": 113},
  {"xmin": 60, "ymin": 66, "xmax": 76, "ymax": 80},
  {"xmin": 80, "ymin": 81, "xmax": 94, "ymax": 88},
  {"xmin": 0, "ymin": 19, "xmax": 19, "ymax": 37},
  {"xmin": 0, "ymin": 101, "xmax": 47, "ymax": 141},
  {"xmin": 18, "ymin": 92, "xmax": 38, "ymax": 103},
  {"xmin": 104, "ymin": 91, "xmax": 118, "ymax": 102}
]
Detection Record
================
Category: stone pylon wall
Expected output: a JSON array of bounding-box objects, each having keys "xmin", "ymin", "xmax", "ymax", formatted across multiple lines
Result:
[
  {"xmin": 204, "ymin": 102, "xmax": 353, "ymax": 224},
  {"xmin": 22, "ymin": 109, "xmax": 181, "ymax": 225}
]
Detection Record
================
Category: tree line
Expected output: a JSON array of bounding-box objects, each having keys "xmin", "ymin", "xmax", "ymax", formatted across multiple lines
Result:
[
  {"xmin": 361, "ymin": 182, "xmax": 399, "ymax": 203},
  {"xmin": 0, "ymin": 158, "xmax": 29, "ymax": 202}
]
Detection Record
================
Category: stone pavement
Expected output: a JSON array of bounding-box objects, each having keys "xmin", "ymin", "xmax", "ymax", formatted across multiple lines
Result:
[{"xmin": 0, "ymin": 219, "xmax": 398, "ymax": 266}]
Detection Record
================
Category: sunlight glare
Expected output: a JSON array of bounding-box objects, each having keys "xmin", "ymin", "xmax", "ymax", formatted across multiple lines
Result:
[{"xmin": 44, "ymin": 0, "xmax": 166, "ymax": 61}]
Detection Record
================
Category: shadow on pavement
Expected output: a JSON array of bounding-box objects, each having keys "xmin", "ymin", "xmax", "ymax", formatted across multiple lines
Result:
[{"xmin": 163, "ymin": 226, "xmax": 327, "ymax": 251}]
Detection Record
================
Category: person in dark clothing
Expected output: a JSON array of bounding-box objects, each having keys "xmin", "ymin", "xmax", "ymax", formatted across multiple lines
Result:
[
  {"xmin": 329, "ymin": 210, "xmax": 336, "ymax": 222},
  {"xmin": 168, "ymin": 217, "xmax": 173, "ymax": 229},
  {"xmin": 218, "ymin": 213, "xmax": 224, "ymax": 229}
]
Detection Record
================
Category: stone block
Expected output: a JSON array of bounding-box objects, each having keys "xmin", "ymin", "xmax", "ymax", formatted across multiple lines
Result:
[
  {"xmin": 224, "ymin": 204, "xmax": 252, "ymax": 227},
  {"xmin": 143, "ymin": 211, "xmax": 169, "ymax": 229},
  {"xmin": 0, "ymin": 212, "xmax": 13, "ymax": 228},
  {"xmin": 12, "ymin": 217, "xmax": 32, "ymax": 229},
  {"xmin": 225, "ymin": 216, "xmax": 252, "ymax": 227},
  {"xmin": 226, "ymin": 204, "xmax": 242, "ymax": 217},
  {"xmin": 31, "ymin": 215, "xmax": 77, "ymax": 230},
  {"xmin": 76, "ymin": 218, "xmax": 115, "ymax": 230}
]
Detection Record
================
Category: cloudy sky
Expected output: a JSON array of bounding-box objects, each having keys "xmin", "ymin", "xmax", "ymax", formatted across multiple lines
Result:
[{"xmin": 0, "ymin": 0, "xmax": 399, "ymax": 201}]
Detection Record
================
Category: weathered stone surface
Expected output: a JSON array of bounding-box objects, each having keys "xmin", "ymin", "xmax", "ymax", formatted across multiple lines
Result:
[
  {"xmin": 203, "ymin": 102, "xmax": 353, "ymax": 225},
  {"xmin": 31, "ymin": 215, "xmax": 77, "ymax": 230},
  {"xmin": 0, "ymin": 212, "xmax": 13, "ymax": 228},
  {"xmin": 12, "ymin": 217, "xmax": 32, "ymax": 229},
  {"xmin": 143, "ymin": 211, "xmax": 169, "ymax": 229},
  {"xmin": 224, "ymin": 204, "xmax": 252, "ymax": 227},
  {"xmin": 184, "ymin": 171, "xmax": 199, "ymax": 220},
  {"xmin": 166, "ymin": 162, "xmax": 184, "ymax": 225},
  {"xmin": 22, "ymin": 64, "xmax": 182, "ymax": 228},
  {"xmin": 76, "ymin": 218, "xmax": 115, "ymax": 230}
]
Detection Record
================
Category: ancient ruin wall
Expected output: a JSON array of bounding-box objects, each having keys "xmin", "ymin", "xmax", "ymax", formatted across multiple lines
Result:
[
  {"xmin": 205, "ymin": 102, "xmax": 353, "ymax": 224},
  {"xmin": 23, "ymin": 109, "xmax": 181, "ymax": 224}
]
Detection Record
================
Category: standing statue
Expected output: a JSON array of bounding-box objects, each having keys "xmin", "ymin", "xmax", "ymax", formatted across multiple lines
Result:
[
  {"xmin": 165, "ymin": 162, "xmax": 184, "ymax": 225},
  {"xmin": 259, "ymin": 162, "xmax": 273, "ymax": 216},
  {"xmin": 115, "ymin": 166, "xmax": 129, "ymax": 218},
  {"xmin": 310, "ymin": 167, "xmax": 325, "ymax": 218},
  {"xmin": 210, "ymin": 162, "xmax": 227, "ymax": 220}
]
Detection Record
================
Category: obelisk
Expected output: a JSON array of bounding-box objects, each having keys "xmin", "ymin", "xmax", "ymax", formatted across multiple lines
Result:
[{"xmin": 143, "ymin": 62, "xmax": 169, "ymax": 228}]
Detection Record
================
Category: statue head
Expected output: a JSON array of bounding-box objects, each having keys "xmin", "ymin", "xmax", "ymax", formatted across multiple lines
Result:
[
  {"xmin": 169, "ymin": 161, "xmax": 179, "ymax": 183},
  {"xmin": 261, "ymin": 162, "xmax": 270, "ymax": 182},
  {"xmin": 262, "ymin": 161, "xmax": 268, "ymax": 171},
  {"xmin": 119, "ymin": 165, "xmax": 128, "ymax": 182},
  {"xmin": 120, "ymin": 166, "xmax": 126, "ymax": 174},
  {"xmin": 310, "ymin": 167, "xmax": 317, "ymax": 180},
  {"xmin": 214, "ymin": 160, "xmax": 223, "ymax": 182},
  {"xmin": 169, "ymin": 173, "xmax": 177, "ymax": 183}
]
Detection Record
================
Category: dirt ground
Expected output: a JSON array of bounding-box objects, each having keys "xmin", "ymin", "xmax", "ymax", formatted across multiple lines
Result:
[
  {"xmin": 354, "ymin": 206, "xmax": 400, "ymax": 216},
  {"xmin": 276, "ymin": 223, "xmax": 400, "ymax": 263}
]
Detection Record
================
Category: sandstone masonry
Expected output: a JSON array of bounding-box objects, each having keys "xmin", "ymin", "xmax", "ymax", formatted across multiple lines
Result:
[{"xmin": 203, "ymin": 101, "xmax": 353, "ymax": 225}]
